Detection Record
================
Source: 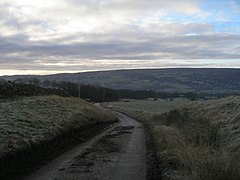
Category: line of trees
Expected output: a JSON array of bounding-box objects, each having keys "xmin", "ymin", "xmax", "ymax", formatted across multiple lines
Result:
[
  {"xmin": 41, "ymin": 80, "xmax": 164, "ymax": 101},
  {"xmin": 48, "ymin": 80, "xmax": 119, "ymax": 102}
]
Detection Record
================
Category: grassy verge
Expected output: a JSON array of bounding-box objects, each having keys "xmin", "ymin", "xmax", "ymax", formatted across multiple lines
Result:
[
  {"xmin": 108, "ymin": 97, "xmax": 240, "ymax": 180},
  {"xmin": 0, "ymin": 96, "xmax": 117, "ymax": 179}
]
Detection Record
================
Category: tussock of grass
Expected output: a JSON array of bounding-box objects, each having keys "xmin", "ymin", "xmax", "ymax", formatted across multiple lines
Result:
[{"xmin": 109, "ymin": 96, "xmax": 240, "ymax": 179}]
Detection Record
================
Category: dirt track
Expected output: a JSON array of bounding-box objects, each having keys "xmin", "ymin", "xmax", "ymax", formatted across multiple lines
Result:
[{"xmin": 24, "ymin": 111, "xmax": 147, "ymax": 180}]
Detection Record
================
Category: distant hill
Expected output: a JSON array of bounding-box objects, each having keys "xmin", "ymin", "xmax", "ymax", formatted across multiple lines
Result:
[{"xmin": 1, "ymin": 68, "xmax": 240, "ymax": 93}]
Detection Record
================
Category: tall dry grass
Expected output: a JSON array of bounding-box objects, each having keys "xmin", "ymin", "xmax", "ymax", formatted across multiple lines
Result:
[{"xmin": 110, "ymin": 96, "xmax": 240, "ymax": 179}]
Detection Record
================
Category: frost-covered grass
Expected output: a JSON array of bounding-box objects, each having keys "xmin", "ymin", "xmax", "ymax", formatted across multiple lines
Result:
[
  {"xmin": 109, "ymin": 96, "xmax": 240, "ymax": 179},
  {"xmin": 0, "ymin": 95, "xmax": 116, "ymax": 158}
]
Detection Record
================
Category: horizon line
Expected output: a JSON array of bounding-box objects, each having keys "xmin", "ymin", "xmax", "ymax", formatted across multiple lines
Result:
[{"xmin": 1, "ymin": 67, "xmax": 240, "ymax": 77}]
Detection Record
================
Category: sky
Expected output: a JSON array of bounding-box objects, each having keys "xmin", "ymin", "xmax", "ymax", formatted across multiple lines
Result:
[{"xmin": 0, "ymin": 0, "xmax": 239, "ymax": 75}]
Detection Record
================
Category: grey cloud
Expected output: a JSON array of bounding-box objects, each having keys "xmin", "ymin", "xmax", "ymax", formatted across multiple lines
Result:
[
  {"xmin": 0, "ymin": 32, "xmax": 239, "ymax": 63},
  {"xmin": 0, "ymin": 0, "xmax": 239, "ymax": 75}
]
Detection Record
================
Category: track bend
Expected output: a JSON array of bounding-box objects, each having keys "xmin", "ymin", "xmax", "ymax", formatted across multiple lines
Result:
[{"xmin": 24, "ymin": 111, "xmax": 146, "ymax": 180}]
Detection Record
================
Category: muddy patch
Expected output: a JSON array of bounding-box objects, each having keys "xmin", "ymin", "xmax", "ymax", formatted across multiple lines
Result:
[
  {"xmin": 106, "ymin": 126, "xmax": 134, "ymax": 138},
  {"xmin": 58, "ymin": 125, "xmax": 134, "ymax": 178}
]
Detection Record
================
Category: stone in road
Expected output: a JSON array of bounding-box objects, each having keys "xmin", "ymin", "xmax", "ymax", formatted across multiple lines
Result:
[{"xmin": 25, "ymin": 111, "xmax": 146, "ymax": 180}]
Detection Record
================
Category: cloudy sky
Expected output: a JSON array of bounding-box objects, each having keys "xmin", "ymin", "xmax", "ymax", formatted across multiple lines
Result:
[{"xmin": 0, "ymin": 0, "xmax": 239, "ymax": 75}]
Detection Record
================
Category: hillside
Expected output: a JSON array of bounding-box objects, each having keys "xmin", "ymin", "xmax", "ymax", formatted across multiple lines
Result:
[
  {"xmin": 0, "ymin": 96, "xmax": 117, "ymax": 179},
  {"xmin": 2, "ymin": 68, "xmax": 240, "ymax": 93},
  {"xmin": 109, "ymin": 96, "xmax": 240, "ymax": 179}
]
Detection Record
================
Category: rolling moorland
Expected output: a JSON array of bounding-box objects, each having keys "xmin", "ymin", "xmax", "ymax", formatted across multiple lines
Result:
[
  {"xmin": 1, "ymin": 68, "xmax": 240, "ymax": 179},
  {"xmin": 108, "ymin": 96, "xmax": 240, "ymax": 180},
  {"xmin": 2, "ymin": 68, "xmax": 240, "ymax": 94},
  {"xmin": 0, "ymin": 96, "xmax": 117, "ymax": 179}
]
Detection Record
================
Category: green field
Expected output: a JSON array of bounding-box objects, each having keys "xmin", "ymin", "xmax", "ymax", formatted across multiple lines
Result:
[
  {"xmin": 108, "ymin": 98, "xmax": 190, "ymax": 113},
  {"xmin": 108, "ymin": 97, "xmax": 240, "ymax": 180}
]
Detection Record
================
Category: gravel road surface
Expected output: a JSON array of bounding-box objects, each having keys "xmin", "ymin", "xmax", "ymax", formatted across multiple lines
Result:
[{"xmin": 24, "ymin": 111, "xmax": 147, "ymax": 180}]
